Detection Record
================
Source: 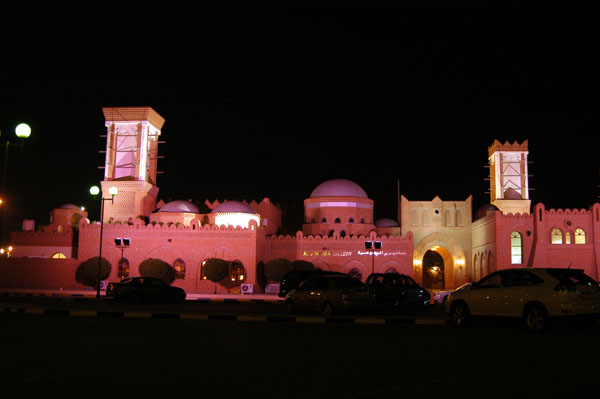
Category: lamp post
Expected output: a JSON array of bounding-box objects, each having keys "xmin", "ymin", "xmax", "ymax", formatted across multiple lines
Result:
[
  {"xmin": 90, "ymin": 185, "xmax": 118, "ymax": 298},
  {"xmin": 0, "ymin": 123, "xmax": 31, "ymax": 248},
  {"xmin": 365, "ymin": 240, "xmax": 382, "ymax": 275}
]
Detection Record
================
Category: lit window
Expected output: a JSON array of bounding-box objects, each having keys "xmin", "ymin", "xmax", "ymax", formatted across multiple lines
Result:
[
  {"xmin": 51, "ymin": 252, "xmax": 67, "ymax": 259},
  {"xmin": 551, "ymin": 228, "xmax": 563, "ymax": 244},
  {"xmin": 231, "ymin": 261, "xmax": 245, "ymax": 282},
  {"xmin": 510, "ymin": 231, "xmax": 522, "ymax": 264},
  {"xmin": 565, "ymin": 232, "xmax": 572, "ymax": 244},
  {"xmin": 118, "ymin": 258, "xmax": 130, "ymax": 279},
  {"xmin": 575, "ymin": 228, "xmax": 586, "ymax": 244},
  {"xmin": 173, "ymin": 258, "xmax": 186, "ymax": 279}
]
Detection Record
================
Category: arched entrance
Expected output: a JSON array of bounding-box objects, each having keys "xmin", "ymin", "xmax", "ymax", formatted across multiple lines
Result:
[
  {"xmin": 422, "ymin": 247, "xmax": 451, "ymax": 290},
  {"xmin": 413, "ymin": 232, "xmax": 467, "ymax": 290}
]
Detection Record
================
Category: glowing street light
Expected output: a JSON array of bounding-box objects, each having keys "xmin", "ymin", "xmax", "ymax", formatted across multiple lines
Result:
[
  {"xmin": 0, "ymin": 122, "xmax": 31, "ymax": 248},
  {"xmin": 90, "ymin": 185, "xmax": 118, "ymax": 298}
]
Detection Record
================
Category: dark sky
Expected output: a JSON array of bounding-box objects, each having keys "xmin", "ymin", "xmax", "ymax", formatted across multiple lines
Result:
[{"xmin": 1, "ymin": 3, "xmax": 597, "ymax": 237}]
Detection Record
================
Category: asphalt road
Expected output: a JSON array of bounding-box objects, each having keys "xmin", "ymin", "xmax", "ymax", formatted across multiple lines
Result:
[{"xmin": 1, "ymin": 301, "xmax": 598, "ymax": 399}]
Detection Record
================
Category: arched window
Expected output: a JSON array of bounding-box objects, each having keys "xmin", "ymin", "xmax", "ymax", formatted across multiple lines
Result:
[
  {"xmin": 321, "ymin": 218, "xmax": 327, "ymax": 223},
  {"xmin": 551, "ymin": 228, "xmax": 563, "ymax": 244},
  {"xmin": 230, "ymin": 261, "xmax": 245, "ymax": 282},
  {"xmin": 340, "ymin": 230, "xmax": 346, "ymax": 237},
  {"xmin": 456, "ymin": 209, "xmax": 463, "ymax": 226},
  {"xmin": 334, "ymin": 218, "xmax": 341, "ymax": 223},
  {"xmin": 511, "ymin": 231, "xmax": 523, "ymax": 265},
  {"xmin": 360, "ymin": 218, "xmax": 366, "ymax": 224},
  {"xmin": 173, "ymin": 258, "xmax": 186, "ymax": 279},
  {"xmin": 575, "ymin": 228, "xmax": 586, "ymax": 244},
  {"xmin": 565, "ymin": 231, "xmax": 572, "ymax": 244},
  {"xmin": 349, "ymin": 218, "xmax": 355, "ymax": 223},
  {"xmin": 411, "ymin": 210, "xmax": 419, "ymax": 226},
  {"xmin": 51, "ymin": 252, "xmax": 67, "ymax": 259},
  {"xmin": 347, "ymin": 268, "xmax": 362, "ymax": 280},
  {"xmin": 118, "ymin": 258, "xmax": 130, "ymax": 279},
  {"xmin": 385, "ymin": 267, "xmax": 398, "ymax": 274},
  {"xmin": 445, "ymin": 210, "xmax": 453, "ymax": 226}
]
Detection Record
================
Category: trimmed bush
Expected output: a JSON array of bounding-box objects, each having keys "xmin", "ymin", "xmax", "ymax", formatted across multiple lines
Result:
[
  {"xmin": 139, "ymin": 258, "xmax": 175, "ymax": 284},
  {"xmin": 76, "ymin": 257, "xmax": 111, "ymax": 288},
  {"xmin": 264, "ymin": 258, "xmax": 293, "ymax": 283}
]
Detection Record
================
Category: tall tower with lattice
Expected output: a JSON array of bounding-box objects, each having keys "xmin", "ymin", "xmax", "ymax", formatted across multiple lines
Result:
[
  {"xmin": 100, "ymin": 107, "xmax": 165, "ymax": 223},
  {"xmin": 488, "ymin": 140, "xmax": 531, "ymax": 215}
]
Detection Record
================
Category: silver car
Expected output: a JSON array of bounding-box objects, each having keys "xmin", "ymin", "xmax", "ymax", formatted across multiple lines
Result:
[
  {"xmin": 285, "ymin": 275, "xmax": 376, "ymax": 315},
  {"xmin": 445, "ymin": 268, "xmax": 600, "ymax": 332}
]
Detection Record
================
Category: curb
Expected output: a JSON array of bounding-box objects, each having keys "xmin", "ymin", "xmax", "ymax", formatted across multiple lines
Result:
[
  {"xmin": 0, "ymin": 291, "xmax": 283, "ymax": 303},
  {"xmin": 1, "ymin": 306, "xmax": 447, "ymax": 325}
]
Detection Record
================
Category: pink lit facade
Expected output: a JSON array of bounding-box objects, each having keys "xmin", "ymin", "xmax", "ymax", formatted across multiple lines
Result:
[{"xmin": 1, "ymin": 109, "xmax": 599, "ymax": 295}]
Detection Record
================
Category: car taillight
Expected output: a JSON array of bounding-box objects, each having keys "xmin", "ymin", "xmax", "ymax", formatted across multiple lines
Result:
[{"xmin": 555, "ymin": 282, "xmax": 576, "ymax": 292}]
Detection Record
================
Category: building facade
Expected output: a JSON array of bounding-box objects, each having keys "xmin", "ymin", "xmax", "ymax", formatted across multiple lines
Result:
[{"xmin": 1, "ymin": 108, "xmax": 599, "ymax": 295}]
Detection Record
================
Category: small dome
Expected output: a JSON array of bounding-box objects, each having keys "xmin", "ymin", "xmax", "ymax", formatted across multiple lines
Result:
[
  {"xmin": 477, "ymin": 204, "xmax": 500, "ymax": 219},
  {"xmin": 310, "ymin": 179, "xmax": 368, "ymax": 199},
  {"xmin": 504, "ymin": 188, "xmax": 522, "ymax": 200},
  {"xmin": 58, "ymin": 204, "xmax": 81, "ymax": 210},
  {"xmin": 375, "ymin": 218, "xmax": 400, "ymax": 227},
  {"xmin": 160, "ymin": 200, "xmax": 200, "ymax": 213},
  {"xmin": 211, "ymin": 201, "xmax": 256, "ymax": 214}
]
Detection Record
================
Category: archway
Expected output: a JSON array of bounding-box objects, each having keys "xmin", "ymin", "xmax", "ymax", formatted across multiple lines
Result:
[
  {"xmin": 422, "ymin": 247, "xmax": 451, "ymax": 290},
  {"xmin": 413, "ymin": 232, "xmax": 466, "ymax": 290}
]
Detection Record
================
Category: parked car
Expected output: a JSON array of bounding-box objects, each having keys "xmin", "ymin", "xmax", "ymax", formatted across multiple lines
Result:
[
  {"xmin": 278, "ymin": 269, "xmax": 346, "ymax": 298},
  {"xmin": 433, "ymin": 283, "xmax": 472, "ymax": 304},
  {"xmin": 106, "ymin": 277, "xmax": 186, "ymax": 303},
  {"xmin": 284, "ymin": 275, "xmax": 376, "ymax": 315},
  {"xmin": 445, "ymin": 268, "xmax": 600, "ymax": 332},
  {"xmin": 365, "ymin": 273, "xmax": 431, "ymax": 310}
]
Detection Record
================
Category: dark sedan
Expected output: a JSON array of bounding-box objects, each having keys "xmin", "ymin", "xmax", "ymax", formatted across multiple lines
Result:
[
  {"xmin": 366, "ymin": 273, "xmax": 431, "ymax": 311},
  {"xmin": 106, "ymin": 277, "xmax": 186, "ymax": 303}
]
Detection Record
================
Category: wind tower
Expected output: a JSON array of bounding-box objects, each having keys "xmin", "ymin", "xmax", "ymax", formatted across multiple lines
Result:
[
  {"xmin": 488, "ymin": 140, "xmax": 531, "ymax": 215},
  {"xmin": 100, "ymin": 107, "xmax": 165, "ymax": 223}
]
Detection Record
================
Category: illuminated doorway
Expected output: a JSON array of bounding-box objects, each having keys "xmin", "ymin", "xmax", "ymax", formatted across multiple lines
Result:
[{"xmin": 422, "ymin": 246, "xmax": 452, "ymax": 290}]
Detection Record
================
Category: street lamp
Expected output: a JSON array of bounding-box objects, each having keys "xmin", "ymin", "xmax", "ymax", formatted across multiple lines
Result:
[
  {"xmin": 90, "ymin": 185, "xmax": 118, "ymax": 298},
  {"xmin": 365, "ymin": 240, "xmax": 382, "ymax": 275},
  {"xmin": 0, "ymin": 123, "xmax": 31, "ymax": 248}
]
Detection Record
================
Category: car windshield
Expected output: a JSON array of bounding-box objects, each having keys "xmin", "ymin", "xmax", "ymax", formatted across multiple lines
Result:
[
  {"xmin": 121, "ymin": 278, "xmax": 134, "ymax": 283},
  {"xmin": 546, "ymin": 269, "xmax": 598, "ymax": 286}
]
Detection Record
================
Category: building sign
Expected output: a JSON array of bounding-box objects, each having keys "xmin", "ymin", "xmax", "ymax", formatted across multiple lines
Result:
[{"xmin": 302, "ymin": 250, "xmax": 407, "ymax": 257}]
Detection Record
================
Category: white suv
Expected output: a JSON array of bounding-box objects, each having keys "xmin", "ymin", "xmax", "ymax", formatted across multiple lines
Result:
[{"xmin": 445, "ymin": 268, "xmax": 600, "ymax": 332}]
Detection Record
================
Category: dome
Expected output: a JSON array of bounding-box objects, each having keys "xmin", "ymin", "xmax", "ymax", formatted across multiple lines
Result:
[
  {"xmin": 504, "ymin": 188, "xmax": 522, "ymax": 200},
  {"xmin": 310, "ymin": 179, "xmax": 368, "ymax": 199},
  {"xmin": 375, "ymin": 218, "xmax": 400, "ymax": 227},
  {"xmin": 58, "ymin": 204, "xmax": 81, "ymax": 210},
  {"xmin": 160, "ymin": 200, "xmax": 200, "ymax": 213},
  {"xmin": 476, "ymin": 204, "xmax": 500, "ymax": 219},
  {"xmin": 211, "ymin": 201, "xmax": 256, "ymax": 214}
]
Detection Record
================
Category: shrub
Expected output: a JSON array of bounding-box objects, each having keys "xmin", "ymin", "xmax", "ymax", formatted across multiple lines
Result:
[
  {"xmin": 291, "ymin": 260, "xmax": 315, "ymax": 271},
  {"xmin": 264, "ymin": 258, "xmax": 293, "ymax": 283},
  {"xmin": 139, "ymin": 258, "xmax": 175, "ymax": 284},
  {"xmin": 76, "ymin": 257, "xmax": 111, "ymax": 288},
  {"xmin": 203, "ymin": 258, "xmax": 229, "ymax": 283}
]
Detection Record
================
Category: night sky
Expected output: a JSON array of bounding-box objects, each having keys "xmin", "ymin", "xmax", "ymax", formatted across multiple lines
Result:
[{"xmin": 1, "ymin": 3, "xmax": 597, "ymax": 238}]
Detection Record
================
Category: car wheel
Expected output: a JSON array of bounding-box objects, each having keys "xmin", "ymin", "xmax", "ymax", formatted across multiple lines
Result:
[
  {"xmin": 322, "ymin": 301, "xmax": 334, "ymax": 316},
  {"xmin": 523, "ymin": 303, "xmax": 548, "ymax": 333},
  {"xmin": 285, "ymin": 300, "xmax": 296, "ymax": 314},
  {"xmin": 451, "ymin": 302, "xmax": 471, "ymax": 327}
]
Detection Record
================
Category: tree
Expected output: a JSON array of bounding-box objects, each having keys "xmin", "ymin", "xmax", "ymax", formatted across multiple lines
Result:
[
  {"xmin": 139, "ymin": 258, "xmax": 175, "ymax": 284},
  {"xmin": 264, "ymin": 258, "xmax": 293, "ymax": 283},
  {"xmin": 75, "ymin": 257, "xmax": 111, "ymax": 288},
  {"xmin": 203, "ymin": 258, "xmax": 229, "ymax": 293},
  {"xmin": 291, "ymin": 260, "xmax": 315, "ymax": 271}
]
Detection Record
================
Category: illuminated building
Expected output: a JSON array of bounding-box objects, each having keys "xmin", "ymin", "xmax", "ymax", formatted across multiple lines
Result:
[{"xmin": 1, "ymin": 109, "xmax": 599, "ymax": 295}]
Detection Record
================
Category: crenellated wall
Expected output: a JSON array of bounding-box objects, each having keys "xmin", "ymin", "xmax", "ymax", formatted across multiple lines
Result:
[
  {"xmin": 263, "ymin": 230, "xmax": 414, "ymax": 280},
  {"xmin": 77, "ymin": 218, "xmax": 261, "ymax": 294}
]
